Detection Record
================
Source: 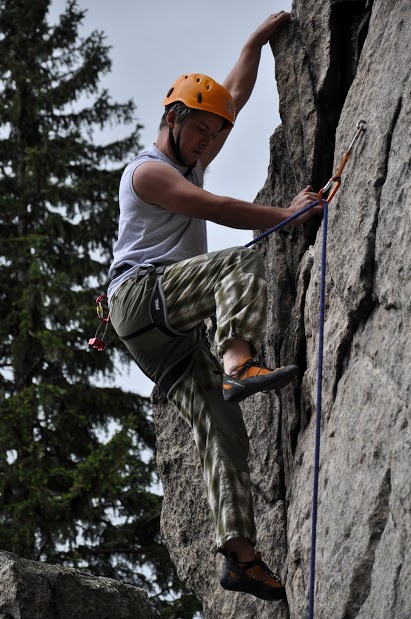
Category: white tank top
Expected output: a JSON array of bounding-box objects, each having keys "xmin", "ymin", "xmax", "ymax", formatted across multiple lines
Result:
[{"xmin": 107, "ymin": 144, "xmax": 207, "ymax": 300}]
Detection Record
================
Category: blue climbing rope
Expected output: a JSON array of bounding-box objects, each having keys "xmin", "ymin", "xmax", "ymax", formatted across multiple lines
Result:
[
  {"xmin": 245, "ymin": 200, "xmax": 321, "ymax": 247},
  {"xmin": 245, "ymin": 197, "xmax": 327, "ymax": 619},
  {"xmin": 308, "ymin": 199, "xmax": 328, "ymax": 619}
]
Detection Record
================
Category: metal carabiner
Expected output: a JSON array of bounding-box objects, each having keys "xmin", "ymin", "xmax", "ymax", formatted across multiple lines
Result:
[
  {"xmin": 95, "ymin": 295, "xmax": 110, "ymax": 324},
  {"xmin": 320, "ymin": 178, "xmax": 334, "ymax": 196}
]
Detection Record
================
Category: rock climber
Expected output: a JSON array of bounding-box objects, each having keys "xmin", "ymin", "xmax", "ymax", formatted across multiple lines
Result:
[{"xmin": 107, "ymin": 10, "xmax": 322, "ymax": 601}]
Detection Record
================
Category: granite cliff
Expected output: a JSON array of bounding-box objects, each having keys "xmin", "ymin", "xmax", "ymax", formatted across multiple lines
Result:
[
  {"xmin": 0, "ymin": 551, "xmax": 159, "ymax": 618},
  {"xmin": 153, "ymin": 0, "xmax": 411, "ymax": 617}
]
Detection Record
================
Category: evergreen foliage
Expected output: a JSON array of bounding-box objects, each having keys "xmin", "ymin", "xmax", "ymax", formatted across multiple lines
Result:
[{"xmin": 0, "ymin": 0, "xmax": 201, "ymax": 616}]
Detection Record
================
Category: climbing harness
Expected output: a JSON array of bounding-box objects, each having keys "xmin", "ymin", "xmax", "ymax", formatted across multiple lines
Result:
[
  {"xmin": 88, "ymin": 265, "xmax": 201, "ymax": 397},
  {"xmin": 247, "ymin": 119, "xmax": 366, "ymax": 619},
  {"xmin": 88, "ymin": 266, "xmax": 172, "ymax": 351}
]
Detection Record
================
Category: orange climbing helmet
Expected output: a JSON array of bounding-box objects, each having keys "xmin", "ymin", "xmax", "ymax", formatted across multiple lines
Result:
[{"xmin": 162, "ymin": 74, "xmax": 236, "ymax": 126}]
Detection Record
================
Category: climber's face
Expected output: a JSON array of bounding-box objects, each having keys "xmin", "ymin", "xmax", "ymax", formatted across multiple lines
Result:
[{"xmin": 167, "ymin": 109, "xmax": 223, "ymax": 165}]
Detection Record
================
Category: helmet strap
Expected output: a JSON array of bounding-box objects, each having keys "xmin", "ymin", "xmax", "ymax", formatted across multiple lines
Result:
[
  {"xmin": 168, "ymin": 125, "xmax": 186, "ymax": 165},
  {"xmin": 167, "ymin": 114, "xmax": 195, "ymax": 177}
]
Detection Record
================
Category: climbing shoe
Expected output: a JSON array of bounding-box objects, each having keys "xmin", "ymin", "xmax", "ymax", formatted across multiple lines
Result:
[
  {"xmin": 222, "ymin": 356, "xmax": 299, "ymax": 402},
  {"xmin": 219, "ymin": 550, "xmax": 286, "ymax": 601}
]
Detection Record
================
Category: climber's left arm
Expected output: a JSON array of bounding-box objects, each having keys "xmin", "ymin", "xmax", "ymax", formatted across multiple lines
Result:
[{"xmin": 201, "ymin": 11, "xmax": 291, "ymax": 170}]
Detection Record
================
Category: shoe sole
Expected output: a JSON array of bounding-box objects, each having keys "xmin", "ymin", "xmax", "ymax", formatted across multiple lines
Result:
[
  {"xmin": 223, "ymin": 365, "xmax": 299, "ymax": 403},
  {"xmin": 220, "ymin": 576, "xmax": 287, "ymax": 601}
]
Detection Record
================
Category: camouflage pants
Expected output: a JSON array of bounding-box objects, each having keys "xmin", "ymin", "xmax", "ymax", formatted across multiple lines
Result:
[{"xmin": 109, "ymin": 246, "xmax": 267, "ymax": 548}]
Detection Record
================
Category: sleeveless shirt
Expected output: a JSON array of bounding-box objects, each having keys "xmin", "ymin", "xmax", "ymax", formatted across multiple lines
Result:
[{"xmin": 107, "ymin": 144, "xmax": 207, "ymax": 300}]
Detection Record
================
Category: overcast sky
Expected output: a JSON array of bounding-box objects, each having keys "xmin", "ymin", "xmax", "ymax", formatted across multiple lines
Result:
[{"xmin": 49, "ymin": 0, "xmax": 292, "ymax": 395}]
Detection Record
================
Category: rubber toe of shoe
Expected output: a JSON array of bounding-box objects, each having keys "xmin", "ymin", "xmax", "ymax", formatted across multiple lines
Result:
[{"xmin": 222, "ymin": 364, "xmax": 299, "ymax": 403}]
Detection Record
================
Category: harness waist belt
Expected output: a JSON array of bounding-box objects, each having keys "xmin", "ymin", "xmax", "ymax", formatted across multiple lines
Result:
[
  {"xmin": 111, "ymin": 263, "xmax": 134, "ymax": 279},
  {"xmin": 111, "ymin": 263, "xmax": 162, "ymax": 280}
]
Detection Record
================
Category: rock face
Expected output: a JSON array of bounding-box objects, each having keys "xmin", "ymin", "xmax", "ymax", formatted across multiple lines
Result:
[
  {"xmin": 0, "ymin": 551, "xmax": 159, "ymax": 619},
  {"xmin": 153, "ymin": 0, "xmax": 411, "ymax": 618}
]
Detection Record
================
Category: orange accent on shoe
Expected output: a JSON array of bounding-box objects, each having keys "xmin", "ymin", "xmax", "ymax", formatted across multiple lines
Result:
[
  {"xmin": 231, "ymin": 356, "xmax": 284, "ymax": 379},
  {"xmin": 240, "ymin": 552, "xmax": 284, "ymax": 589},
  {"xmin": 222, "ymin": 358, "xmax": 299, "ymax": 403},
  {"xmin": 219, "ymin": 549, "xmax": 286, "ymax": 601}
]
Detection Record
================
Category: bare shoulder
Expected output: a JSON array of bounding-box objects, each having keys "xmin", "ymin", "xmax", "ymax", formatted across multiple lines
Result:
[
  {"xmin": 132, "ymin": 161, "xmax": 183, "ymax": 204},
  {"xmin": 133, "ymin": 160, "xmax": 180, "ymax": 188},
  {"xmin": 132, "ymin": 160, "xmax": 218, "ymax": 218}
]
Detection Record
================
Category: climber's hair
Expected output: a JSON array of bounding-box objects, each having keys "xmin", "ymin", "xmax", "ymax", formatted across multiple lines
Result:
[{"xmin": 159, "ymin": 102, "xmax": 192, "ymax": 131}]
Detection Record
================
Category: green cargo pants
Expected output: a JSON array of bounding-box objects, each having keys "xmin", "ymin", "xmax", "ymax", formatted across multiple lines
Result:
[{"xmin": 109, "ymin": 246, "xmax": 267, "ymax": 549}]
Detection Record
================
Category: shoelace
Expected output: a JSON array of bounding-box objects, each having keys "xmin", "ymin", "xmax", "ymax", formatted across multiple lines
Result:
[{"xmin": 231, "ymin": 358, "xmax": 268, "ymax": 379}]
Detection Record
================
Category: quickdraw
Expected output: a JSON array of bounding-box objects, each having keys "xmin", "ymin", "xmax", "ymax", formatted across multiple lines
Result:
[
  {"xmin": 88, "ymin": 295, "xmax": 110, "ymax": 351},
  {"xmin": 318, "ymin": 119, "xmax": 367, "ymax": 204}
]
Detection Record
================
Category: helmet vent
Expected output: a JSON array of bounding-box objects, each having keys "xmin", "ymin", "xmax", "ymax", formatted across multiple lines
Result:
[
  {"xmin": 197, "ymin": 92, "xmax": 202, "ymax": 103},
  {"xmin": 166, "ymin": 87, "xmax": 174, "ymax": 98}
]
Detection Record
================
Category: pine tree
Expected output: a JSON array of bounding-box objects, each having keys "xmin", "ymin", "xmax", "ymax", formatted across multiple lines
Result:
[{"xmin": 0, "ymin": 1, "xmax": 201, "ymax": 615}]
